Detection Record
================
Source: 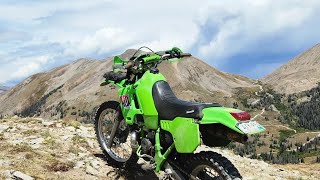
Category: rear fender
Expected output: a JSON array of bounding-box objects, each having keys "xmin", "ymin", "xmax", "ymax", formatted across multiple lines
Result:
[
  {"xmin": 200, "ymin": 107, "xmax": 244, "ymax": 134},
  {"xmin": 200, "ymin": 107, "xmax": 248, "ymax": 145}
]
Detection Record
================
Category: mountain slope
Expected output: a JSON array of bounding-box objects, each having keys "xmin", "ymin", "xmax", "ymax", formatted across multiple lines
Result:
[
  {"xmin": 262, "ymin": 44, "xmax": 320, "ymax": 94},
  {"xmin": 0, "ymin": 86, "xmax": 9, "ymax": 94},
  {"xmin": 0, "ymin": 50, "xmax": 255, "ymax": 119}
]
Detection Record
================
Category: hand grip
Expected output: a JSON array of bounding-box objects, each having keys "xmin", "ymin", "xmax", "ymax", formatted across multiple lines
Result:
[
  {"xmin": 180, "ymin": 53, "xmax": 192, "ymax": 57},
  {"xmin": 124, "ymin": 61, "xmax": 134, "ymax": 69}
]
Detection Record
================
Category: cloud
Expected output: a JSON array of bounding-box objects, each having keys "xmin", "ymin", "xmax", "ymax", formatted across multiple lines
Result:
[
  {"xmin": 1, "ymin": 0, "xmax": 320, "ymax": 86},
  {"xmin": 64, "ymin": 27, "xmax": 136, "ymax": 57}
]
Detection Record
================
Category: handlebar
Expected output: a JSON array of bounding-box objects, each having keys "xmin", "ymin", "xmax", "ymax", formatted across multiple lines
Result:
[
  {"xmin": 180, "ymin": 53, "xmax": 192, "ymax": 57},
  {"xmin": 117, "ymin": 48, "xmax": 192, "ymax": 71},
  {"xmin": 124, "ymin": 61, "xmax": 134, "ymax": 69}
]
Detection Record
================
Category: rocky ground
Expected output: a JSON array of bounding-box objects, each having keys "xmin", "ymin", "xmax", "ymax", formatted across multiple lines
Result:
[{"xmin": 0, "ymin": 117, "xmax": 318, "ymax": 180}]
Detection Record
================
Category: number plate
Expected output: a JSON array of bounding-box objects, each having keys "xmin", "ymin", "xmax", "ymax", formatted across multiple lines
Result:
[{"xmin": 236, "ymin": 120, "xmax": 265, "ymax": 134}]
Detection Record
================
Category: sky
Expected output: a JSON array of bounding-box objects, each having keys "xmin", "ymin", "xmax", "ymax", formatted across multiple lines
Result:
[{"xmin": 1, "ymin": 0, "xmax": 320, "ymax": 86}]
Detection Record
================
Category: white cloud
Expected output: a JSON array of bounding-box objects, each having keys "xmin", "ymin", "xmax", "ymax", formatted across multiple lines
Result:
[
  {"xmin": 64, "ymin": 27, "xmax": 136, "ymax": 57},
  {"xmin": 195, "ymin": 0, "xmax": 320, "ymax": 66},
  {"xmin": 0, "ymin": 55, "xmax": 50, "ymax": 84},
  {"xmin": 1, "ymin": 0, "xmax": 320, "ymax": 85}
]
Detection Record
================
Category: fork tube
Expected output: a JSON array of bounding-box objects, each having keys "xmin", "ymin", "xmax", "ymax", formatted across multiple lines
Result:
[{"xmin": 107, "ymin": 112, "xmax": 120, "ymax": 148}]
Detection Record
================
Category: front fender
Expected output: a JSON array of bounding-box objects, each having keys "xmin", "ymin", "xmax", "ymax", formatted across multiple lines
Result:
[{"xmin": 200, "ymin": 107, "xmax": 244, "ymax": 134}]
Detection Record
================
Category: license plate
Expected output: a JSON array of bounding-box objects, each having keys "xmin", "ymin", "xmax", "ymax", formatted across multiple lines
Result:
[{"xmin": 236, "ymin": 120, "xmax": 265, "ymax": 134}]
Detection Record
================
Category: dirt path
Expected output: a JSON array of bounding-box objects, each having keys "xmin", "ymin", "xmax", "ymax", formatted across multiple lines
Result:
[{"xmin": 252, "ymin": 108, "xmax": 265, "ymax": 120}]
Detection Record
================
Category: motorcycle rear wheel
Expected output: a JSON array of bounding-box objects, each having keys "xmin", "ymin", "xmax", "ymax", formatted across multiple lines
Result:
[{"xmin": 176, "ymin": 151, "xmax": 242, "ymax": 180}]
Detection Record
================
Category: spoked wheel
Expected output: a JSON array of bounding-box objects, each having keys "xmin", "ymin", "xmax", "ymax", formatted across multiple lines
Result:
[
  {"xmin": 176, "ymin": 151, "xmax": 242, "ymax": 180},
  {"xmin": 191, "ymin": 165, "xmax": 222, "ymax": 179},
  {"xmin": 95, "ymin": 101, "xmax": 138, "ymax": 166}
]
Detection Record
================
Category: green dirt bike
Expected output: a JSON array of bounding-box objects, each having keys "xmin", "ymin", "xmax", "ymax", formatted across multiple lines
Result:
[{"xmin": 95, "ymin": 47, "xmax": 265, "ymax": 179}]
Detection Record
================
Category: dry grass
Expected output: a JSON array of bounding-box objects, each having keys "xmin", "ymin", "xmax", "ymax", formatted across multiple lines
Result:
[
  {"xmin": 12, "ymin": 118, "xmax": 42, "ymax": 124},
  {"xmin": 22, "ymin": 129, "xmax": 38, "ymax": 136},
  {"xmin": 11, "ymin": 143, "xmax": 33, "ymax": 153},
  {"xmin": 40, "ymin": 130, "xmax": 52, "ymax": 139},
  {"xmin": 0, "ymin": 133, "xmax": 4, "ymax": 140},
  {"xmin": 63, "ymin": 120, "xmax": 81, "ymax": 129},
  {"xmin": 72, "ymin": 135, "xmax": 85, "ymax": 143},
  {"xmin": 45, "ymin": 160, "xmax": 75, "ymax": 172}
]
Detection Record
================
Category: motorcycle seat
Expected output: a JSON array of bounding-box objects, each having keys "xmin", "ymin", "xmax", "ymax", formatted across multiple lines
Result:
[{"xmin": 152, "ymin": 80, "xmax": 221, "ymax": 120}]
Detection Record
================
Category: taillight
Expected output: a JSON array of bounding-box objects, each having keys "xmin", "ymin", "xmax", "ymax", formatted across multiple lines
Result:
[{"xmin": 230, "ymin": 111, "xmax": 251, "ymax": 121}]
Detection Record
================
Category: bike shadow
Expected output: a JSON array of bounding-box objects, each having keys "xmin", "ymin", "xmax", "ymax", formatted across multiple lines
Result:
[{"xmin": 94, "ymin": 153, "xmax": 159, "ymax": 180}]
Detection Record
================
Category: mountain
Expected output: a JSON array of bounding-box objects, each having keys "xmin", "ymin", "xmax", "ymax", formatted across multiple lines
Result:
[
  {"xmin": 262, "ymin": 44, "xmax": 320, "ymax": 94},
  {"xmin": 0, "ymin": 86, "xmax": 10, "ymax": 94},
  {"xmin": 0, "ymin": 50, "xmax": 255, "ymax": 119}
]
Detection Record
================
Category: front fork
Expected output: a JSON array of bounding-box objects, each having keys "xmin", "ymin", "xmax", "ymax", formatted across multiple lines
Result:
[
  {"xmin": 107, "ymin": 112, "xmax": 120, "ymax": 148},
  {"xmin": 110, "ymin": 121, "xmax": 175, "ymax": 172}
]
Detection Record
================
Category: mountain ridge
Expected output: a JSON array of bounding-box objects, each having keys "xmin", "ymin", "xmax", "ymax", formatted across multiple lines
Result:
[
  {"xmin": 0, "ymin": 50, "xmax": 256, "ymax": 119},
  {"xmin": 262, "ymin": 43, "xmax": 320, "ymax": 94}
]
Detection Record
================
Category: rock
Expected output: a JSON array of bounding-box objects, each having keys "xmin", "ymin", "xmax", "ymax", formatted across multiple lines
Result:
[
  {"xmin": 56, "ymin": 123, "xmax": 63, "ymax": 128},
  {"xmin": 16, "ymin": 124, "xmax": 29, "ymax": 130},
  {"xmin": 270, "ymin": 104, "xmax": 280, "ymax": 113},
  {"xmin": 42, "ymin": 121, "xmax": 55, "ymax": 127},
  {"xmin": 0, "ymin": 125, "xmax": 9, "ymax": 133},
  {"xmin": 29, "ymin": 137, "xmax": 44, "ymax": 144},
  {"xmin": 0, "ymin": 159, "xmax": 12, "ymax": 166},
  {"xmin": 79, "ymin": 146, "xmax": 87, "ymax": 152},
  {"xmin": 77, "ymin": 129, "xmax": 94, "ymax": 138},
  {"xmin": 11, "ymin": 139, "xmax": 23, "ymax": 145},
  {"xmin": 86, "ymin": 165, "xmax": 99, "ymax": 176},
  {"xmin": 90, "ymin": 159, "xmax": 101, "ymax": 169},
  {"xmin": 27, "ymin": 137, "xmax": 44, "ymax": 149},
  {"xmin": 62, "ymin": 135, "xmax": 74, "ymax": 140},
  {"xmin": 74, "ymin": 161, "xmax": 85, "ymax": 169},
  {"xmin": 87, "ymin": 139, "xmax": 95, "ymax": 149},
  {"xmin": 12, "ymin": 171, "xmax": 34, "ymax": 180},
  {"xmin": 78, "ymin": 152, "xmax": 90, "ymax": 158},
  {"xmin": 65, "ymin": 126, "xmax": 76, "ymax": 132},
  {"xmin": 2, "ymin": 170, "xmax": 13, "ymax": 179}
]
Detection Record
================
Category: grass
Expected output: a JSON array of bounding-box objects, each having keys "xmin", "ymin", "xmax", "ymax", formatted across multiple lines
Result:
[
  {"xmin": 297, "ymin": 149, "xmax": 320, "ymax": 158},
  {"xmin": 71, "ymin": 134, "xmax": 87, "ymax": 145},
  {"xmin": 68, "ymin": 146, "xmax": 81, "ymax": 155},
  {"xmin": 63, "ymin": 120, "xmax": 81, "ymax": 129},
  {"xmin": 279, "ymin": 130, "xmax": 295, "ymax": 142},
  {"xmin": 44, "ymin": 137, "xmax": 57, "ymax": 148},
  {"xmin": 11, "ymin": 143, "xmax": 33, "ymax": 153},
  {"xmin": 22, "ymin": 129, "xmax": 38, "ymax": 136},
  {"xmin": 40, "ymin": 130, "xmax": 52, "ymax": 139},
  {"xmin": 0, "ymin": 133, "xmax": 4, "ymax": 140},
  {"xmin": 45, "ymin": 160, "xmax": 75, "ymax": 172}
]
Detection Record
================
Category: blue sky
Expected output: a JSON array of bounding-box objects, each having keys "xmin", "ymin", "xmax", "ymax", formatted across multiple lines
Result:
[{"xmin": 1, "ymin": 0, "xmax": 320, "ymax": 86}]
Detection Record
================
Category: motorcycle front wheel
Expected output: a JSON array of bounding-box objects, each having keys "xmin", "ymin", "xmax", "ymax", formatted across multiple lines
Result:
[{"xmin": 94, "ymin": 101, "xmax": 138, "ymax": 167}]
